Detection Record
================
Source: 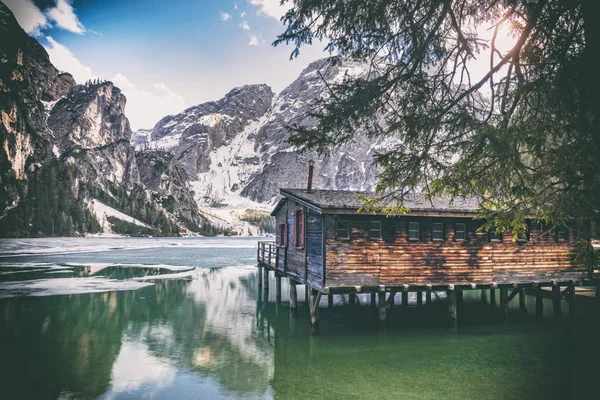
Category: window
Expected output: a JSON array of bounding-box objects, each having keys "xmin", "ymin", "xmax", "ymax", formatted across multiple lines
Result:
[
  {"xmin": 279, "ymin": 224, "xmax": 288, "ymax": 246},
  {"xmin": 294, "ymin": 209, "xmax": 304, "ymax": 247},
  {"xmin": 517, "ymin": 226, "xmax": 529, "ymax": 242},
  {"xmin": 369, "ymin": 221, "xmax": 382, "ymax": 239},
  {"xmin": 455, "ymin": 223, "xmax": 467, "ymax": 241},
  {"xmin": 489, "ymin": 230, "xmax": 502, "ymax": 242},
  {"xmin": 336, "ymin": 220, "xmax": 350, "ymax": 240},
  {"xmin": 432, "ymin": 222, "xmax": 444, "ymax": 241},
  {"xmin": 557, "ymin": 226, "xmax": 569, "ymax": 242},
  {"xmin": 408, "ymin": 222, "xmax": 420, "ymax": 240}
]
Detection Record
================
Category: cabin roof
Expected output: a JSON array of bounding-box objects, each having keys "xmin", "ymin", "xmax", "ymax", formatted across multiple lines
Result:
[{"xmin": 272, "ymin": 189, "xmax": 480, "ymax": 216}]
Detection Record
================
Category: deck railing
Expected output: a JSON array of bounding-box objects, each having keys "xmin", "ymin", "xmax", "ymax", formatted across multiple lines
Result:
[{"xmin": 257, "ymin": 241, "xmax": 277, "ymax": 268}]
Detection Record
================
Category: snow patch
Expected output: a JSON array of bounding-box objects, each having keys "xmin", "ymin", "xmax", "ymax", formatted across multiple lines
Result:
[{"xmin": 89, "ymin": 199, "xmax": 150, "ymax": 234}]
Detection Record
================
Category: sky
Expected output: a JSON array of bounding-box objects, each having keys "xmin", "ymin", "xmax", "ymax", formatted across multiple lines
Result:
[{"xmin": 4, "ymin": 0, "xmax": 328, "ymax": 130}]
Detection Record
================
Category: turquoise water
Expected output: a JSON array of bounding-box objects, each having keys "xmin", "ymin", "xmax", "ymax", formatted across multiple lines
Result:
[{"xmin": 0, "ymin": 238, "xmax": 598, "ymax": 399}]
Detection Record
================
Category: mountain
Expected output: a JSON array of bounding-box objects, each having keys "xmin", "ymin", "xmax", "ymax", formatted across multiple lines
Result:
[
  {"xmin": 0, "ymin": 3, "xmax": 204, "ymax": 237},
  {"xmin": 134, "ymin": 57, "xmax": 381, "ymax": 216}
]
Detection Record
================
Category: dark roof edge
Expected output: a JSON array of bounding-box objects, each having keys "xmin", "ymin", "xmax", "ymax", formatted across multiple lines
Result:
[{"xmin": 276, "ymin": 189, "xmax": 324, "ymax": 214}]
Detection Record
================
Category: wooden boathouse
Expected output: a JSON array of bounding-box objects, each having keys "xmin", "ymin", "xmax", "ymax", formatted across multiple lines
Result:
[{"xmin": 257, "ymin": 188, "xmax": 590, "ymax": 332}]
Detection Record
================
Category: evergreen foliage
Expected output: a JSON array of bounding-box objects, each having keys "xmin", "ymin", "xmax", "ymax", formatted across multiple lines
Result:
[
  {"xmin": 0, "ymin": 160, "xmax": 101, "ymax": 237},
  {"xmin": 275, "ymin": 0, "xmax": 600, "ymax": 265},
  {"xmin": 239, "ymin": 210, "xmax": 276, "ymax": 234}
]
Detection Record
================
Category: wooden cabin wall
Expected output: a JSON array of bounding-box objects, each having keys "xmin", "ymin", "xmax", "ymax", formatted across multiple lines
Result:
[
  {"xmin": 284, "ymin": 201, "xmax": 306, "ymax": 280},
  {"xmin": 324, "ymin": 215, "xmax": 586, "ymax": 288},
  {"xmin": 305, "ymin": 209, "xmax": 324, "ymax": 287},
  {"xmin": 274, "ymin": 206, "xmax": 287, "ymax": 272}
]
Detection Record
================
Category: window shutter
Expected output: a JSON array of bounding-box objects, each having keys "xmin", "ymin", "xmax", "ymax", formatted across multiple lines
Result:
[{"xmin": 300, "ymin": 210, "xmax": 305, "ymax": 247}]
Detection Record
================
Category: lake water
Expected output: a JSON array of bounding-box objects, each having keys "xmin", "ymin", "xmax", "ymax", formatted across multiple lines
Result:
[{"xmin": 0, "ymin": 237, "xmax": 598, "ymax": 399}]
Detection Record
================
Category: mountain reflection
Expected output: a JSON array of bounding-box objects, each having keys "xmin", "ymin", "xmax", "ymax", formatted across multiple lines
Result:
[{"xmin": 0, "ymin": 267, "xmax": 274, "ymax": 399}]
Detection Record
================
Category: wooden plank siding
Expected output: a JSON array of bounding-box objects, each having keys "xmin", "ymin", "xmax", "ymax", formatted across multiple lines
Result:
[
  {"xmin": 273, "ymin": 200, "xmax": 307, "ymax": 280},
  {"xmin": 324, "ymin": 215, "xmax": 586, "ymax": 288},
  {"xmin": 306, "ymin": 209, "xmax": 324, "ymax": 287}
]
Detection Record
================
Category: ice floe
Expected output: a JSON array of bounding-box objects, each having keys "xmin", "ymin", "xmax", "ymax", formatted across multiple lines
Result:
[{"xmin": 0, "ymin": 277, "xmax": 154, "ymax": 299}]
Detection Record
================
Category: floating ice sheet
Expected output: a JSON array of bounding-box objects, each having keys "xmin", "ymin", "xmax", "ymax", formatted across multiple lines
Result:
[{"xmin": 0, "ymin": 277, "xmax": 154, "ymax": 299}]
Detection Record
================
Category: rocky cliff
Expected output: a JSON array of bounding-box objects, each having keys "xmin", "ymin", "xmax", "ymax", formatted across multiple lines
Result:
[
  {"xmin": 0, "ymin": 3, "xmax": 201, "ymax": 237},
  {"xmin": 135, "ymin": 57, "xmax": 381, "ymax": 210},
  {"xmin": 0, "ymin": 2, "xmax": 75, "ymax": 215}
]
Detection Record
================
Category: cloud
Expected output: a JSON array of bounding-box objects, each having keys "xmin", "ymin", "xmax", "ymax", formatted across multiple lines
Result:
[
  {"xmin": 45, "ymin": 0, "xmax": 86, "ymax": 34},
  {"xmin": 248, "ymin": 35, "xmax": 259, "ymax": 46},
  {"xmin": 249, "ymin": 0, "xmax": 288, "ymax": 20},
  {"xmin": 3, "ymin": 0, "xmax": 48, "ymax": 35},
  {"xmin": 220, "ymin": 11, "xmax": 232, "ymax": 21},
  {"xmin": 241, "ymin": 12, "xmax": 247, "ymax": 18},
  {"xmin": 234, "ymin": 2, "xmax": 238, "ymax": 10},
  {"xmin": 240, "ymin": 21, "xmax": 250, "ymax": 30},
  {"xmin": 44, "ymin": 36, "xmax": 95, "ymax": 83},
  {"xmin": 43, "ymin": 37, "xmax": 183, "ymax": 130},
  {"xmin": 111, "ymin": 74, "xmax": 186, "ymax": 130}
]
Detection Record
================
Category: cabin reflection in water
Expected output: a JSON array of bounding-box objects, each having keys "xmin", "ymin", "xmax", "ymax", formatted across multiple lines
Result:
[{"xmin": 258, "ymin": 189, "xmax": 592, "ymax": 331}]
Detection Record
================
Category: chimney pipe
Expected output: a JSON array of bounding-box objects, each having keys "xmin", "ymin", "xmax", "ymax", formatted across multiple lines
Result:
[{"xmin": 307, "ymin": 159, "xmax": 315, "ymax": 191}]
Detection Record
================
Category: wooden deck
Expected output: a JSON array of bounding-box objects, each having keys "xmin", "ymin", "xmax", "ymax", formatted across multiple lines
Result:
[{"xmin": 257, "ymin": 241, "xmax": 599, "ymax": 333}]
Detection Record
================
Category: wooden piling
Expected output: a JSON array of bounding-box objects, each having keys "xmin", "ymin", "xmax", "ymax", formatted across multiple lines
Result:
[
  {"xmin": 275, "ymin": 275, "xmax": 282, "ymax": 304},
  {"xmin": 490, "ymin": 288, "xmax": 496, "ymax": 307},
  {"xmin": 552, "ymin": 283, "xmax": 562, "ymax": 318},
  {"xmin": 389, "ymin": 292, "xmax": 395, "ymax": 308},
  {"xmin": 401, "ymin": 291, "xmax": 408, "ymax": 307},
  {"xmin": 426, "ymin": 290, "xmax": 432, "ymax": 304},
  {"xmin": 456, "ymin": 290, "xmax": 464, "ymax": 307},
  {"xmin": 263, "ymin": 269, "xmax": 269, "ymax": 302},
  {"xmin": 290, "ymin": 282, "xmax": 297, "ymax": 313},
  {"xmin": 378, "ymin": 292, "xmax": 387, "ymax": 323},
  {"xmin": 519, "ymin": 288, "xmax": 526, "ymax": 311},
  {"xmin": 481, "ymin": 289, "xmax": 488, "ymax": 304},
  {"xmin": 568, "ymin": 281, "xmax": 576, "ymax": 318},
  {"xmin": 447, "ymin": 288, "xmax": 457, "ymax": 326},
  {"xmin": 416, "ymin": 291, "xmax": 423, "ymax": 306},
  {"xmin": 371, "ymin": 292, "xmax": 377, "ymax": 307},
  {"xmin": 263, "ymin": 268, "xmax": 269, "ymax": 291},
  {"xmin": 535, "ymin": 286, "xmax": 543, "ymax": 317},
  {"xmin": 309, "ymin": 289, "xmax": 320, "ymax": 334},
  {"xmin": 500, "ymin": 286, "xmax": 509, "ymax": 319},
  {"xmin": 349, "ymin": 293, "xmax": 357, "ymax": 306},
  {"xmin": 305, "ymin": 285, "xmax": 309, "ymax": 305},
  {"xmin": 328, "ymin": 293, "xmax": 333, "ymax": 309}
]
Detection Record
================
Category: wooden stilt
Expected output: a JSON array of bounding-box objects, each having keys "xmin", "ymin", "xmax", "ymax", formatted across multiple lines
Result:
[
  {"xmin": 481, "ymin": 289, "xmax": 488, "ymax": 304},
  {"xmin": 416, "ymin": 291, "xmax": 423, "ymax": 306},
  {"xmin": 389, "ymin": 292, "xmax": 395, "ymax": 308},
  {"xmin": 552, "ymin": 284, "xmax": 562, "ymax": 319},
  {"xmin": 500, "ymin": 286, "xmax": 509, "ymax": 319},
  {"xmin": 426, "ymin": 290, "xmax": 432, "ymax": 304},
  {"xmin": 263, "ymin": 268, "xmax": 269, "ymax": 290},
  {"xmin": 309, "ymin": 289, "xmax": 321, "ymax": 334},
  {"xmin": 258, "ymin": 266, "xmax": 263, "ymax": 289},
  {"xmin": 401, "ymin": 291, "xmax": 408, "ymax": 307},
  {"xmin": 490, "ymin": 288, "xmax": 496, "ymax": 307},
  {"xmin": 328, "ymin": 293, "xmax": 333, "ymax": 309},
  {"xmin": 378, "ymin": 292, "xmax": 387, "ymax": 323},
  {"xmin": 290, "ymin": 282, "xmax": 297, "ymax": 314},
  {"xmin": 371, "ymin": 292, "xmax": 377, "ymax": 307},
  {"xmin": 305, "ymin": 285, "xmax": 309, "ymax": 305},
  {"xmin": 257, "ymin": 268, "xmax": 263, "ymax": 303},
  {"xmin": 275, "ymin": 275, "xmax": 282, "ymax": 304},
  {"xmin": 447, "ymin": 289, "xmax": 457, "ymax": 326},
  {"xmin": 535, "ymin": 286, "xmax": 543, "ymax": 317},
  {"xmin": 568, "ymin": 281, "xmax": 576, "ymax": 318},
  {"xmin": 456, "ymin": 290, "xmax": 464, "ymax": 307},
  {"xmin": 349, "ymin": 293, "xmax": 357, "ymax": 306},
  {"xmin": 519, "ymin": 288, "xmax": 526, "ymax": 311},
  {"xmin": 263, "ymin": 269, "xmax": 269, "ymax": 302}
]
